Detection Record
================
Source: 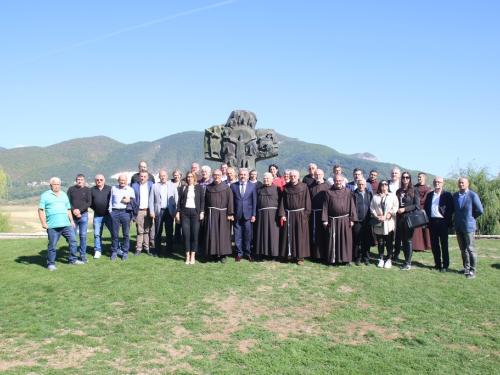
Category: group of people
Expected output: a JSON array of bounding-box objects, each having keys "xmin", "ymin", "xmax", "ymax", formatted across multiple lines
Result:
[{"xmin": 38, "ymin": 161, "xmax": 483, "ymax": 279}]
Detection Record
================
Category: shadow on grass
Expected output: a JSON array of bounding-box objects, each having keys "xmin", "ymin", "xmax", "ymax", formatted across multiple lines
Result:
[
  {"xmin": 491, "ymin": 263, "xmax": 500, "ymax": 270},
  {"xmin": 15, "ymin": 247, "xmax": 72, "ymax": 268}
]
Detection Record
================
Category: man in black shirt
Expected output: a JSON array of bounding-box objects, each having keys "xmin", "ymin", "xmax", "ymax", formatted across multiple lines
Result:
[
  {"xmin": 67, "ymin": 174, "xmax": 92, "ymax": 262},
  {"xmin": 90, "ymin": 174, "xmax": 115, "ymax": 259}
]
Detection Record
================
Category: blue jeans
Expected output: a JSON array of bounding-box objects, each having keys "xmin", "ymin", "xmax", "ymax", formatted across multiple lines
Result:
[
  {"xmin": 47, "ymin": 226, "xmax": 78, "ymax": 266},
  {"xmin": 73, "ymin": 212, "xmax": 88, "ymax": 258},
  {"xmin": 93, "ymin": 214, "xmax": 113, "ymax": 253},
  {"xmin": 111, "ymin": 210, "xmax": 131, "ymax": 255}
]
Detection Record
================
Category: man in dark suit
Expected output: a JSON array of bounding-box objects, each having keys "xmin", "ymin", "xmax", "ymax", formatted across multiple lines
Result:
[
  {"xmin": 424, "ymin": 176, "xmax": 454, "ymax": 272},
  {"xmin": 452, "ymin": 177, "xmax": 483, "ymax": 279},
  {"xmin": 231, "ymin": 168, "xmax": 257, "ymax": 262}
]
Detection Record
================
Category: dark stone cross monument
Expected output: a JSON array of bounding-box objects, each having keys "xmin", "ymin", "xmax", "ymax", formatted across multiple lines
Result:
[{"xmin": 204, "ymin": 110, "xmax": 279, "ymax": 170}]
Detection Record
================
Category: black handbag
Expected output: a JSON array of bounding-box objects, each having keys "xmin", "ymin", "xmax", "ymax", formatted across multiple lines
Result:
[
  {"xmin": 404, "ymin": 208, "xmax": 429, "ymax": 229},
  {"xmin": 369, "ymin": 217, "xmax": 383, "ymax": 227}
]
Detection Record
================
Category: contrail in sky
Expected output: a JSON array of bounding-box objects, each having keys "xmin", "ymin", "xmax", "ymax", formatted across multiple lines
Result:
[{"xmin": 5, "ymin": 0, "xmax": 235, "ymax": 67}]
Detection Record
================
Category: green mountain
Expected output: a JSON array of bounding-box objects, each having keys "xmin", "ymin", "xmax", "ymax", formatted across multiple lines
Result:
[{"xmin": 0, "ymin": 132, "xmax": 425, "ymax": 199}]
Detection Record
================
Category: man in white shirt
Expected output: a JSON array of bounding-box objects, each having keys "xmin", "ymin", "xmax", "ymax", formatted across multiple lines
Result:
[
  {"xmin": 131, "ymin": 171, "xmax": 153, "ymax": 256},
  {"xmin": 389, "ymin": 167, "xmax": 401, "ymax": 193},
  {"xmin": 109, "ymin": 174, "xmax": 136, "ymax": 260},
  {"xmin": 327, "ymin": 165, "xmax": 348, "ymax": 187}
]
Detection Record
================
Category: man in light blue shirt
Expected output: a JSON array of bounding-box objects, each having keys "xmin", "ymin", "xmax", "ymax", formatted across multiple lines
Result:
[{"xmin": 38, "ymin": 177, "xmax": 84, "ymax": 271}]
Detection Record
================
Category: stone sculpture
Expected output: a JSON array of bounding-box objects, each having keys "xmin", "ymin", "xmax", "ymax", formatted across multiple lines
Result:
[{"xmin": 204, "ymin": 110, "xmax": 279, "ymax": 170}]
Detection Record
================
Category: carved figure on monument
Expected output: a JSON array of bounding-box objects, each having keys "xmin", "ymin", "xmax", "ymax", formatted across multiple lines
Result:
[{"xmin": 205, "ymin": 110, "xmax": 279, "ymax": 170}]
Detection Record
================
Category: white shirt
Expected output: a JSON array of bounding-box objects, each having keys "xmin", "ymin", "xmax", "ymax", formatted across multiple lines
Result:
[
  {"xmin": 110, "ymin": 185, "xmax": 136, "ymax": 211},
  {"xmin": 139, "ymin": 183, "xmax": 149, "ymax": 209},
  {"xmin": 389, "ymin": 180, "xmax": 401, "ymax": 193},
  {"xmin": 186, "ymin": 186, "xmax": 196, "ymax": 208},
  {"xmin": 327, "ymin": 176, "xmax": 348, "ymax": 187},
  {"xmin": 430, "ymin": 191, "xmax": 443, "ymax": 218}
]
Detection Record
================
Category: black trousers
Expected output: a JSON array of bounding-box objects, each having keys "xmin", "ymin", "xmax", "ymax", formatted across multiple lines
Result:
[
  {"xmin": 429, "ymin": 218, "xmax": 449, "ymax": 269},
  {"xmin": 397, "ymin": 217, "xmax": 414, "ymax": 264},
  {"xmin": 352, "ymin": 221, "xmax": 371, "ymax": 261},
  {"xmin": 155, "ymin": 209, "xmax": 174, "ymax": 256},
  {"xmin": 180, "ymin": 208, "xmax": 200, "ymax": 252},
  {"xmin": 377, "ymin": 231, "xmax": 394, "ymax": 260}
]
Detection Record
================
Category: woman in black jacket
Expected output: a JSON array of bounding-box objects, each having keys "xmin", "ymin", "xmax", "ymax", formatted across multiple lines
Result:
[
  {"xmin": 175, "ymin": 171, "xmax": 205, "ymax": 264},
  {"xmin": 396, "ymin": 172, "xmax": 420, "ymax": 270}
]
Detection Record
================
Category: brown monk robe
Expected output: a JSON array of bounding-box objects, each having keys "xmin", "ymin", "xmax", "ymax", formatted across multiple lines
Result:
[
  {"xmin": 322, "ymin": 184, "xmax": 358, "ymax": 265},
  {"xmin": 278, "ymin": 171, "xmax": 311, "ymax": 262},
  {"xmin": 413, "ymin": 181, "xmax": 431, "ymax": 251},
  {"xmin": 254, "ymin": 179, "xmax": 281, "ymax": 258},
  {"xmin": 309, "ymin": 180, "xmax": 330, "ymax": 259},
  {"xmin": 204, "ymin": 170, "xmax": 234, "ymax": 260}
]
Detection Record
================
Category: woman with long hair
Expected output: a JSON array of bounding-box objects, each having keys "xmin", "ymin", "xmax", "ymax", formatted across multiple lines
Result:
[
  {"xmin": 370, "ymin": 180, "xmax": 399, "ymax": 268},
  {"xmin": 175, "ymin": 171, "xmax": 205, "ymax": 264},
  {"xmin": 269, "ymin": 163, "xmax": 286, "ymax": 191},
  {"xmin": 171, "ymin": 169, "xmax": 185, "ymax": 244},
  {"xmin": 396, "ymin": 172, "xmax": 420, "ymax": 270}
]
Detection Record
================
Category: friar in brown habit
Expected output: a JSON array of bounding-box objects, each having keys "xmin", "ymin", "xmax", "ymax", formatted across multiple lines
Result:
[{"xmin": 322, "ymin": 174, "xmax": 358, "ymax": 266}]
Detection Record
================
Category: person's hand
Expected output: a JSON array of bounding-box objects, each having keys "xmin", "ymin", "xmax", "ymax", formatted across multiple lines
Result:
[
  {"xmin": 150, "ymin": 214, "xmax": 155, "ymax": 219},
  {"xmin": 228, "ymin": 215, "xmax": 234, "ymax": 221},
  {"xmin": 42, "ymin": 223, "xmax": 48, "ymax": 230},
  {"xmin": 71, "ymin": 222, "xmax": 76, "ymax": 229},
  {"xmin": 250, "ymin": 216, "xmax": 256, "ymax": 223},
  {"xmin": 350, "ymin": 221, "xmax": 354, "ymax": 228},
  {"xmin": 72, "ymin": 209, "xmax": 81, "ymax": 218},
  {"xmin": 122, "ymin": 197, "xmax": 130, "ymax": 204},
  {"xmin": 199, "ymin": 212, "xmax": 204, "ymax": 221},
  {"xmin": 281, "ymin": 216, "xmax": 286, "ymax": 222},
  {"xmin": 398, "ymin": 208, "xmax": 405, "ymax": 214}
]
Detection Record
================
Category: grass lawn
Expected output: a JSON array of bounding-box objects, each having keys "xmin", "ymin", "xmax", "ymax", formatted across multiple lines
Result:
[{"xmin": 1, "ymin": 231, "xmax": 500, "ymax": 374}]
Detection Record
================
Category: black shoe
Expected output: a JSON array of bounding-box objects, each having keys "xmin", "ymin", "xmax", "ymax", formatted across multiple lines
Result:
[
  {"xmin": 458, "ymin": 268, "xmax": 470, "ymax": 275},
  {"xmin": 153, "ymin": 253, "xmax": 159, "ymax": 258},
  {"xmin": 345, "ymin": 262, "xmax": 352, "ymax": 267},
  {"xmin": 440, "ymin": 268, "xmax": 447, "ymax": 273},
  {"xmin": 355, "ymin": 259, "xmax": 361, "ymax": 266},
  {"xmin": 364, "ymin": 260, "xmax": 371, "ymax": 266},
  {"xmin": 134, "ymin": 251, "xmax": 140, "ymax": 257}
]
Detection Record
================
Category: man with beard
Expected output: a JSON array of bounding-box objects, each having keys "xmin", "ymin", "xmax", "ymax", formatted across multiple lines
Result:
[
  {"xmin": 204, "ymin": 169, "xmax": 234, "ymax": 263},
  {"xmin": 309, "ymin": 169, "xmax": 329, "ymax": 260},
  {"xmin": 254, "ymin": 173, "xmax": 281, "ymax": 261},
  {"xmin": 322, "ymin": 174, "xmax": 358, "ymax": 266},
  {"xmin": 279, "ymin": 170, "xmax": 311, "ymax": 265}
]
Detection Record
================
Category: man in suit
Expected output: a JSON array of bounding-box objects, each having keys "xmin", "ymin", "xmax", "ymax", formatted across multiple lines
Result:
[
  {"xmin": 424, "ymin": 176, "xmax": 454, "ymax": 272},
  {"xmin": 131, "ymin": 170, "xmax": 154, "ymax": 256},
  {"xmin": 230, "ymin": 168, "xmax": 257, "ymax": 262},
  {"xmin": 149, "ymin": 170, "xmax": 178, "ymax": 258},
  {"xmin": 452, "ymin": 177, "xmax": 483, "ymax": 279}
]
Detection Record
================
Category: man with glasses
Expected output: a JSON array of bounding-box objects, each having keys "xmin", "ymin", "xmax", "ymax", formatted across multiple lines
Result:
[{"xmin": 424, "ymin": 177, "xmax": 454, "ymax": 272}]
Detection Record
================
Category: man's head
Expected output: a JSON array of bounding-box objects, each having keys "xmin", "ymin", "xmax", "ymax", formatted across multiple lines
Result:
[
  {"xmin": 290, "ymin": 170, "xmax": 300, "ymax": 185},
  {"xmin": 333, "ymin": 174, "xmax": 344, "ymax": 190},
  {"xmin": 75, "ymin": 174, "xmax": 85, "ymax": 187},
  {"xmin": 418, "ymin": 172, "xmax": 427, "ymax": 185},
  {"xmin": 249, "ymin": 169, "xmax": 258, "ymax": 182},
  {"xmin": 263, "ymin": 172, "xmax": 272, "ymax": 186},
  {"xmin": 95, "ymin": 174, "xmax": 105, "ymax": 188},
  {"xmin": 308, "ymin": 163, "xmax": 317, "ymax": 177},
  {"xmin": 213, "ymin": 169, "xmax": 222, "ymax": 184},
  {"xmin": 201, "ymin": 166, "xmax": 211, "ymax": 181},
  {"xmin": 352, "ymin": 168, "xmax": 363, "ymax": 181},
  {"xmin": 314, "ymin": 169, "xmax": 325, "ymax": 183},
  {"xmin": 50, "ymin": 177, "xmax": 61, "ymax": 193},
  {"xmin": 333, "ymin": 165, "xmax": 342, "ymax": 176},
  {"xmin": 239, "ymin": 168, "xmax": 249, "ymax": 183},
  {"xmin": 221, "ymin": 163, "xmax": 228, "ymax": 175},
  {"xmin": 356, "ymin": 178, "xmax": 367, "ymax": 193},
  {"xmin": 458, "ymin": 177, "xmax": 469, "ymax": 193},
  {"xmin": 369, "ymin": 170, "xmax": 378, "ymax": 181},
  {"xmin": 227, "ymin": 167, "xmax": 236, "ymax": 182},
  {"xmin": 391, "ymin": 168, "xmax": 401, "ymax": 182},
  {"xmin": 433, "ymin": 176, "xmax": 444, "ymax": 193},
  {"xmin": 138, "ymin": 161, "xmax": 148, "ymax": 172},
  {"xmin": 191, "ymin": 163, "xmax": 200, "ymax": 174},
  {"xmin": 118, "ymin": 174, "xmax": 128, "ymax": 188},
  {"xmin": 139, "ymin": 171, "xmax": 149, "ymax": 185},
  {"xmin": 159, "ymin": 170, "xmax": 168, "ymax": 184}
]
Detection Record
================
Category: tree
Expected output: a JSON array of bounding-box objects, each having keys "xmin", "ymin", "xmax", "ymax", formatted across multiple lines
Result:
[{"xmin": 0, "ymin": 163, "xmax": 12, "ymax": 232}]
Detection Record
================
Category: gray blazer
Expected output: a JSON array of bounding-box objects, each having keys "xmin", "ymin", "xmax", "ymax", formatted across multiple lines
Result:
[{"xmin": 149, "ymin": 181, "xmax": 178, "ymax": 217}]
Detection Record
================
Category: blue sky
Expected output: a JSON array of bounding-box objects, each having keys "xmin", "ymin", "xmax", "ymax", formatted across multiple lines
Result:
[{"xmin": 1, "ymin": 0, "xmax": 499, "ymax": 177}]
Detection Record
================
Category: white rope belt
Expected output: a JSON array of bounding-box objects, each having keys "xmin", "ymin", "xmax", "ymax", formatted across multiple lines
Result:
[
  {"xmin": 312, "ymin": 209, "xmax": 322, "ymax": 244},
  {"xmin": 208, "ymin": 207, "xmax": 227, "ymax": 239},
  {"xmin": 328, "ymin": 213, "xmax": 349, "ymax": 263},
  {"xmin": 258, "ymin": 207, "xmax": 278, "ymax": 211},
  {"xmin": 286, "ymin": 208, "xmax": 305, "ymax": 256}
]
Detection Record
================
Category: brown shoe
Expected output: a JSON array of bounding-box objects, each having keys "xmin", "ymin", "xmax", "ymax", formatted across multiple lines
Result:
[
  {"xmin": 235, "ymin": 256, "xmax": 243, "ymax": 262},
  {"xmin": 297, "ymin": 260, "xmax": 304, "ymax": 266}
]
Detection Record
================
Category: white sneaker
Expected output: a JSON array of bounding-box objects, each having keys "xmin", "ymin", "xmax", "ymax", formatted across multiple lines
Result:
[
  {"xmin": 94, "ymin": 251, "xmax": 102, "ymax": 259},
  {"xmin": 71, "ymin": 260, "xmax": 85, "ymax": 265},
  {"xmin": 47, "ymin": 265, "xmax": 57, "ymax": 271},
  {"xmin": 377, "ymin": 259, "xmax": 384, "ymax": 268},
  {"xmin": 384, "ymin": 259, "xmax": 392, "ymax": 269}
]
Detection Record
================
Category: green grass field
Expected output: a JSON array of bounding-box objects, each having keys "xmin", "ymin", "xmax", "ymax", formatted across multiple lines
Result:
[{"xmin": 1, "ymin": 231, "xmax": 499, "ymax": 374}]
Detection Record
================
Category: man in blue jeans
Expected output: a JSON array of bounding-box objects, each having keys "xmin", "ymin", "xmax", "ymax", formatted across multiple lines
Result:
[
  {"xmin": 67, "ymin": 174, "xmax": 92, "ymax": 262},
  {"xmin": 38, "ymin": 177, "xmax": 84, "ymax": 271}
]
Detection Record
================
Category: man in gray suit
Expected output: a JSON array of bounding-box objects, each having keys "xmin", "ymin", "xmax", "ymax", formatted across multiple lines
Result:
[{"xmin": 149, "ymin": 170, "xmax": 178, "ymax": 258}]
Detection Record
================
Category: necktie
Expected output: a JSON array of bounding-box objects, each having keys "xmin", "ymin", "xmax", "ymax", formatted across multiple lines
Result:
[{"xmin": 241, "ymin": 183, "xmax": 245, "ymax": 196}]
